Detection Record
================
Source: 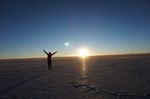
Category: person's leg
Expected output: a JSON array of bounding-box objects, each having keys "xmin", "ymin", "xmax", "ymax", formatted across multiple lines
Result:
[
  {"xmin": 48, "ymin": 61, "xmax": 52, "ymax": 70},
  {"xmin": 50, "ymin": 61, "xmax": 52, "ymax": 70}
]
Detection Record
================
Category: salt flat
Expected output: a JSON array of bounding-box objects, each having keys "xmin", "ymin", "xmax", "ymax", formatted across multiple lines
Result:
[{"xmin": 0, "ymin": 54, "xmax": 150, "ymax": 99}]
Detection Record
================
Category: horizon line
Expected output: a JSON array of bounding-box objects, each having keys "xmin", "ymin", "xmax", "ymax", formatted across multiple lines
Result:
[{"xmin": 0, "ymin": 52, "xmax": 150, "ymax": 60}]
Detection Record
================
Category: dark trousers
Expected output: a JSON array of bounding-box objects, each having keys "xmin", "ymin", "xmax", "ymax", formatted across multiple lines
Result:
[{"xmin": 48, "ymin": 61, "xmax": 52, "ymax": 70}]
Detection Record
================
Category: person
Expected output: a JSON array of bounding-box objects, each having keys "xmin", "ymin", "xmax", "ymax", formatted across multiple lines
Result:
[{"xmin": 43, "ymin": 50, "xmax": 57, "ymax": 70}]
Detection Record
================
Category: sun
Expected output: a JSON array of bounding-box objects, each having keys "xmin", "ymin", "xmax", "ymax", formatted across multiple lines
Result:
[{"xmin": 79, "ymin": 48, "xmax": 89, "ymax": 58}]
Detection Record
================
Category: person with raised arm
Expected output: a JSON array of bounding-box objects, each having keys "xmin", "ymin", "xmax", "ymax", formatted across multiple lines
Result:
[{"xmin": 43, "ymin": 50, "xmax": 57, "ymax": 70}]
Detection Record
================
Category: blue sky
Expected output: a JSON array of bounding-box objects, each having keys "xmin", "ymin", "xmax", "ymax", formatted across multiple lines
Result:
[{"xmin": 0, "ymin": 0, "xmax": 150, "ymax": 59}]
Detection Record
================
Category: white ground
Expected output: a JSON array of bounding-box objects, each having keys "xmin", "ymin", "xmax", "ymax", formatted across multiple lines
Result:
[{"xmin": 0, "ymin": 54, "xmax": 150, "ymax": 99}]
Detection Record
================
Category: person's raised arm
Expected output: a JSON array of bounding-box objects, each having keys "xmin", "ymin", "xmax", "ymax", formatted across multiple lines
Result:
[
  {"xmin": 43, "ymin": 50, "xmax": 48, "ymax": 55},
  {"xmin": 52, "ymin": 51, "xmax": 57, "ymax": 55}
]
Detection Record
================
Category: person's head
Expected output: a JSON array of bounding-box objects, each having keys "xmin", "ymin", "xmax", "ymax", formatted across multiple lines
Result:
[{"xmin": 49, "ymin": 52, "xmax": 51, "ymax": 54}]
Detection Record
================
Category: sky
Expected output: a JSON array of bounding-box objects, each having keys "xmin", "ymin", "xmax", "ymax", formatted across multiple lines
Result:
[{"xmin": 0, "ymin": 0, "xmax": 150, "ymax": 59}]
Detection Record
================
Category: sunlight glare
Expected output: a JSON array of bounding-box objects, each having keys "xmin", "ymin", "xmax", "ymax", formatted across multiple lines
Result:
[{"xmin": 79, "ymin": 48, "xmax": 89, "ymax": 58}]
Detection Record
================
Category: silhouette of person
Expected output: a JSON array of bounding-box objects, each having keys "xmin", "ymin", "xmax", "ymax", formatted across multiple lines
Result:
[{"xmin": 43, "ymin": 50, "xmax": 57, "ymax": 70}]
